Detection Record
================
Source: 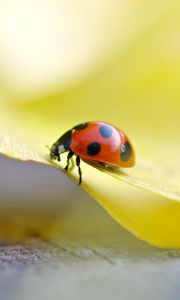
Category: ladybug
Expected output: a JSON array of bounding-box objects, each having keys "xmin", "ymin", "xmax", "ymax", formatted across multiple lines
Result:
[{"xmin": 50, "ymin": 121, "xmax": 135, "ymax": 184}]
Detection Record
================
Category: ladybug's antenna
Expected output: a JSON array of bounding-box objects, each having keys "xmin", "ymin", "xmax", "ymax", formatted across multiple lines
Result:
[{"xmin": 45, "ymin": 145, "xmax": 51, "ymax": 151}]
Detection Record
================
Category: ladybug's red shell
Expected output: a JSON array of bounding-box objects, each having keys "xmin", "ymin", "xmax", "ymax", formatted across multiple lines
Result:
[{"xmin": 70, "ymin": 121, "xmax": 135, "ymax": 168}]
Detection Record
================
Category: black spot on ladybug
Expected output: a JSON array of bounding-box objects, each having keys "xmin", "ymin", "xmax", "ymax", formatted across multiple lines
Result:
[
  {"xmin": 87, "ymin": 142, "xmax": 101, "ymax": 156},
  {"xmin": 99, "ymin": 125, "xmax": 113, "ymax": 138},
  {"xmin": 73, "ymin": 122, "xmax": 89, "ymax": 131},
  {"xmin": 121, "ymin": 141, "xmax": 132, "ymax": 161}
]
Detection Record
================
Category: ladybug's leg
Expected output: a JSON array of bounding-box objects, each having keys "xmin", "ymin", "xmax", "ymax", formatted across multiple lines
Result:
[
  {"xmin": 57, "ymin": 154, "xmax": 61, "ymax": 161},
  {"xmin": 64, "ymin": 150, "xmax": 74, "ymax": 172},
  {"xmin": 76, "ymin": 156, "xmax": 82, "ymax": 185}
]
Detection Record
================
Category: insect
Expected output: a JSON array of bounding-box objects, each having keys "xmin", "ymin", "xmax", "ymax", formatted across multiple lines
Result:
[{"xmin": 50, "ymin": 121, "xmax": 135, "ymax": 184}]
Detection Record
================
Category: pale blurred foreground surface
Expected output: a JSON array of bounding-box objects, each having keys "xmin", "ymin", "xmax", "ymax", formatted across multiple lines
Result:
[{"xmin": 0, "ymin": 155, "xmax": 180, "ymax": 300}]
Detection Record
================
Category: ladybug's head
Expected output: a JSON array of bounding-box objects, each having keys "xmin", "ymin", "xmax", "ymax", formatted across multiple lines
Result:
[
  {"xmin": 50, "ymin": 143, "xmax": 60, "ymax": 160},
  {"xmin": 50, "ymin": 129, "xmax": 72, "ymax": 160}
]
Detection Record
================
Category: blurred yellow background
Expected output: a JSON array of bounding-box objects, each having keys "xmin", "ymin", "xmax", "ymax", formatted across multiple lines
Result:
[{"xmin": 0, "ymin": 0, "xmax": 179, "ymax": 145}]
